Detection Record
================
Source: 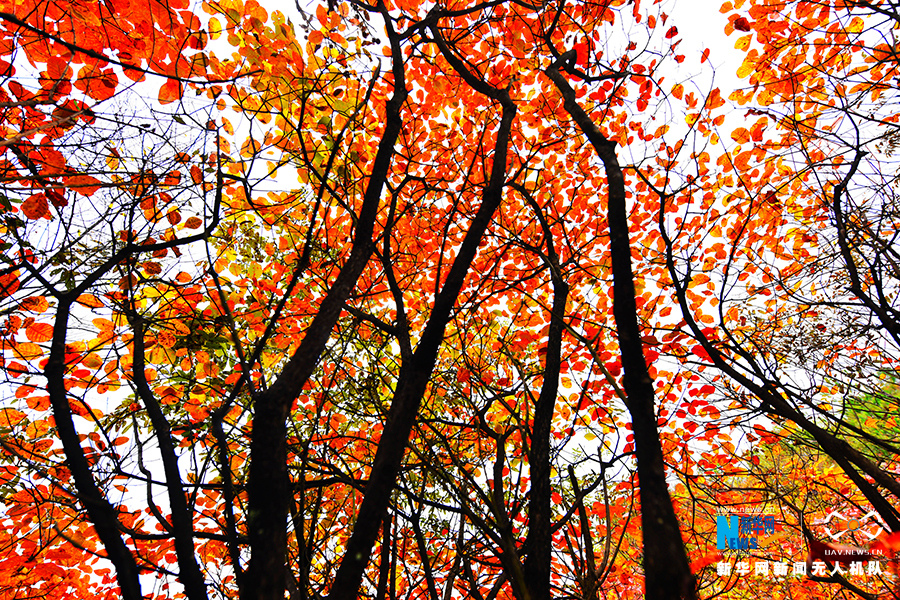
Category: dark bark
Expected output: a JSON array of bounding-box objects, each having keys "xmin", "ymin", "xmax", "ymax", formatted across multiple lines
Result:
[
  {"xmin": 46, "ymin": 300, "xmax": 143, "ymax": 600},
  {"xmin": 289, "ymin": 450, "xmax": 310, "ymax": 600},
  {"xmin": 326, "ymin": 46, "xmax": 517, "ymax": 598},
  {"xmin": 374, "ymin": 513, "xmax": 392, "ymax": 600},
  {"xmin": 212, "ymin": 415, "xmax": 245, "ymax": 589},
  {"xmin": 545, "ymin": 53, "xmax": 696, "ymax": 600},
  {"xmin": 489, "ymin": 437, "xmax": 531, "ymax": 600},
  {"xmin": 411, "ymin": 510, "xmax": 441, "ymax": 600},
  {"xmin": 655, "ymin": 163, "xmax": 900, "ymax": 531},
  {"xmin": 130, "ymin": 315, "xmax": 209, "ymax": 600},
  {"xmin": 240, "ymin": 7, "xmax": 409, "ymax": 599},
  {"xmin": 833, "ymin": 150, "xmax": 900, "ymax": 346},
  {"xmin": 517, "ymin": 186, "xmax": 570, "ymax": 600}
]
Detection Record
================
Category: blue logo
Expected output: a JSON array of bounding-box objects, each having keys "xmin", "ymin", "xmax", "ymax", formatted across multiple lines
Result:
[{"xmin": 717, "ymin": 515, "xmax": 775, "ymax": 550}]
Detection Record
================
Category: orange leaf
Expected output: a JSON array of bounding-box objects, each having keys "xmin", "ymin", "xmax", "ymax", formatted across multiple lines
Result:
[
  {"xmin": 25, "ymin": 323, "xmax": 54, "ymax": 343},
  {"xmin": 157, "ymin": 331, "xmax": 177, "ymax": 348},
  {"xmin": 734, "ymin": 150, "xmax": 753, "ymax": 171},
  {"xmin": 25, "ymin": 394, "xmax": 50, "ymax": 411},
  {"xmin": 76, "ymin": 294, "xmax": 104, "ymax": 308},
  {"xmin": 93, "ymin": 318, "xmax": 115, "ymax": 332},
  {"xmin": 184, "ymin": 216, "xmax": 203, "ymax": 229},
  {"xmin": 66, "ymin": 173, "xmax": 103, "ymax": 196},
  {"xmin": 730, "ymin": 127, "xmax": 750, "ymax": 144},
  {"xmin": 158, "ymin": 79, "xmax": 182, "ymax": 105},
  {"xmin": 82, "ymin": 353, "xmax": 103, "ymax": 369},
  {"xmin": 19, "ymin": 296, "xmax": 49, "ymax": 313},
  {"xmin": 0, "ymin": 408, "xmax": 26, "ymax": 428}
]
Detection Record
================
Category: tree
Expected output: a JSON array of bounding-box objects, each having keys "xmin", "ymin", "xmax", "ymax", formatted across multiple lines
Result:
[
  {"xmin": 639, "ymin": 0, "xmax": 900, "ymax": 597},
  {"xmin": 2, "ymin": 1, "xmax": 900, "ymax": 600},
  {"xmin": 0, "ymin": 2, "xmax": 225, "ymax": 599},
  {"xmin": 693, "ymin": 0, "xmax": 900, "ymax": 543}
]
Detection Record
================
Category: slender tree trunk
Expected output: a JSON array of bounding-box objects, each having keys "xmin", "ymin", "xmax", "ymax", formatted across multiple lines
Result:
[
  {"xmin": 545, "ymin": 55, "xmax": 695, "ymax": 600},
  {"xmin": 519, "ymin": 186, "xmax": 570, "ymax": 600},
  {"xmin": 327, "ymin": 94, "xmax": 517, "ymax": 600},
  {"xmin": 241, "ymin": 21, "xmax": 409, "ymax": 599},
  {"xmin": 130, "ymin": 315, "xmax": 209, "ymax": 600},
  {"xmin": 47, "ymin": 300, "xmax": 144, "ymax": 600}
]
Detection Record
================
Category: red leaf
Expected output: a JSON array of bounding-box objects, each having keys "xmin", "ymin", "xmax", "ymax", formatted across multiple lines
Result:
[
  {"xmin": 871, "ymin": 532, "xmax": 900, "ymax": 553},
  {"xmin": 0, "ymin": 272, "xmax": 20, "ymax": 296},
  {"xmin": 47, "ymin": 190, "xmax": 67, "ymax": 208},
  {"xmin": 690, "ymin": 345, "xmax": 712, "ymax": 361},
  {"xmin": 75, "ymin": 65, "xmax": 119, "ymax": 102},
  {"xmin": 665, "ymin": 26, "xmax": 678, "ymax": 39},
  {"xmin": 734, "ymin": 17, "xmax": 751, "ymax": 32},
  {"xmin": 21, "ymin": 194, "xmax": 49, "ymax": 219}
]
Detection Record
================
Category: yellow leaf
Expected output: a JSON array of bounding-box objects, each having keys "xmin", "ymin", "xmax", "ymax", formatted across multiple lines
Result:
[
  {"xmin": 209, "ymin": 17, "xmax": 223, "ymax": 40},
  {"xmin": 13, "ymin": 342, "xmax": 42, "ymax": 360},
  {"xmin": 737, "ymin": 50, "xmax": 759, "ymax": 79}
]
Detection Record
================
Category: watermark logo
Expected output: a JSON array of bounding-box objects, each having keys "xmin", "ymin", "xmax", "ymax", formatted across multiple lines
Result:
[
  {"xmin": 717, "ymin": 515, "xmax": 776, "ymax": 551},
  {"xmin": 816, "ymin": 510, "xmax": 886, "ymax": 541}
]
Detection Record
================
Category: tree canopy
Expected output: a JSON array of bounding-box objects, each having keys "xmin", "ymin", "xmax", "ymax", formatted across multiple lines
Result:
[{"xmin": 1, "ymin": 0, "xmax": 900, "ymax": 599}]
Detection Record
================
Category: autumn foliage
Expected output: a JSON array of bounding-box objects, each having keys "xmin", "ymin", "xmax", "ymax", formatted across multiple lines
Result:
[{"xmin": 0, "ymin": 0, "xmax": 899, "ymax": 599}]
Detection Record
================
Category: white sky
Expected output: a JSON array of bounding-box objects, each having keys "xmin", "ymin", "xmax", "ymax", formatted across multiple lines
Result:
[{"xmin": 669, "ymin": 0, "xmax": 747, "ymax": 97}]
